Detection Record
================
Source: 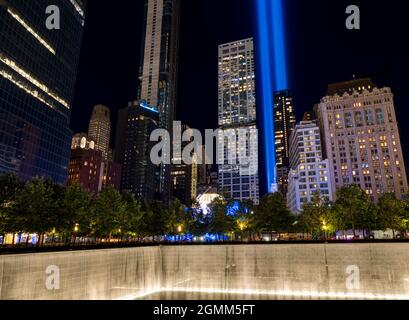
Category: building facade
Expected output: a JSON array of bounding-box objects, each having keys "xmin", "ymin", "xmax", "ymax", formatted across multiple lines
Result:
[
  {"xmin": 171, "ymin": 123, "xmax": 198, "ymax": 206},
  {"xmin": 316, "ymin": 79, "xmax": 408, "ymax": 202},
  {"xmin": 274, "ymin": 90, "xmax": 296, "ymax": 167},
  {"xmin": 218, "ymin": 38, "xmax": 259, "ymax": 204},
  {"xmin": 274, "ymin": 90, "xmax": 296, "ymax": 195},
  {"xmin": 115, "ymin": 100, "xmax": 160, "ymax": 200},
  {"xmin": 71, "ymin": 133, "xmax": 95, "ymax": 150},
  {"xmin": 68, "ymin": 133, "xmax": 120, "ymax": 193},
  {"xmin": 88, "ymin": 104, "xmax": 111, "ymax": 161},
  {"xmin": 102, "ymin": 160, "xmax": 121, "ymax": 191},
  {"xmin": 0, "ymin": 0, "xmax": 86, "ymax": 184},
  {"xmin": 138, "ymin": 0, "xmax": 181, "ymax": 202},
  {"xmin": 287, "ymin": 121, "xmax": 333, "ymax": 213},
  {"xmin": 68, "ymin": 134, "xmax": 103, "ymax": 194}
]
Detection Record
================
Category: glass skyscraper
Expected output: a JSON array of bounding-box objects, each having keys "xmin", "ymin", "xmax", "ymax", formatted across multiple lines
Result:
[
  {"xmin": 274, "ymin": 90, "xmax": 296, "ymax": 195},
  {"xmin": 0, "ymin": 0, "xmax": 86, "ymax": 184},
  {"xmin": 218, "ymin": 38, "xmax": 259, "ymax": 204},
  {"xmin": 138, "ymin": 0, "xmax": 181, "ymax": 203},
  {"xmin": 115, "ymin": 101, "xmax": 160, "ymax": 201}
]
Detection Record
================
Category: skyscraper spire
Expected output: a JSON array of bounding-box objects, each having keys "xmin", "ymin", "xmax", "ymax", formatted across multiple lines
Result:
[{"xmin": 138, "ymin": 0, "xmax": 181, "ymax": 203}]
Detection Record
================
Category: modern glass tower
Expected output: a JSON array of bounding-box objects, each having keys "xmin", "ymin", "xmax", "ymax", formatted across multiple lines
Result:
[
  {"xmin": 218, "ymin": 38, "xmax": 259, "ymax": 204},
  {"xmin": 274, "ymin": 90, "xmax": 296, "ymax": 195},
  {"xmin": 115, "ymin": 101, "xmax": 160, "ymax": 201},
  {"xmin": 0, "ymin": 0, "xmax": 86, "ymax": 184},
  {"xmin": 138, "ymin": 0, "xmax": 181, "ymax": 203}
]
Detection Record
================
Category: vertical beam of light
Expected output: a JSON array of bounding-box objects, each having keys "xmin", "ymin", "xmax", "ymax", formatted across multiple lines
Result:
[
  {"xmin": 256, "ymin": 0, "xmax": 275, "ymax": 193},
  {"xmin": 271, "ymin": 0, "xmax": 288, "ymax": 91},
  {"xmin": 256, "ymin": 0, "xmax": 288, "ymax": 193}
]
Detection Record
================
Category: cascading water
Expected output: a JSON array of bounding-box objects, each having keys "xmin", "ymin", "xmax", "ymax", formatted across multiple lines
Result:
[{"xmin": 1, "ymin": 244, "xmax": 409, "ymax": 300}]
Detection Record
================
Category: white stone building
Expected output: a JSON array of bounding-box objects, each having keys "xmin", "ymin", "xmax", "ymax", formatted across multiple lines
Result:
[
  {"xmin": 315, "ymin": 78, "xmax": 408, "ymax": 202},
  {"xmin": 287, "ymin": 121, "xmax": 333, "ymax": 213}
]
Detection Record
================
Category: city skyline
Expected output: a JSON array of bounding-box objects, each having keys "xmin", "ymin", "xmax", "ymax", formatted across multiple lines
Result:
[
  {"xmin": 2, "ymin": 0, "xmax": 409, "ymax": 306},
  {"xmin": 71, "ymin": 1, "xmax": 409, "ymax": 159}
]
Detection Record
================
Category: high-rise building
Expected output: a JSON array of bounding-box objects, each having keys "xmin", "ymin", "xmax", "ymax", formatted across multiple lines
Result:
[
  {"xmin": 197, "ymin": 144, "xmax": 212, "ymax": 189},
  {"xmin": 138, "ymin": 0, "xmax": 181, "ymax": 202},
  {"xmin": 315, "ymin": 78, "xmax": 408, "ymax": 202},
  {"xmin": 287, "ymin": 121, "xmax": 333, "ymax": 213},
  {"xmin": 0, "ymin": 0, "xmax": 86, "ymax": 184},
  {"xmin": 218, "ymin": 38, "xmax": 259, "ymax": 204},
  {"xmin": 274, "ymin": 90, "xmax": 296, "ymax": 167},
  {"xmin": 115, "ymin": 100, "xmax": 160, "ymax": 200},
  {"xmin": 171, "ymin": 123, "xmax": 198, "ymax": 206},
  {"xmin": 88, "ymin": 105, "xmax": 111, "ymax": 161},
  {"xmin": 274, "ymin": 90, "xmax": 296, "ymax": 195}
]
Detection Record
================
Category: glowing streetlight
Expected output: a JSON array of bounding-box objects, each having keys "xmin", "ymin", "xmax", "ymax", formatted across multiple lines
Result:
[
  {"xmin": 322, "ymin": 221, "xmax": 328, "ymax": 240},
  {"xmin": 177, "ymin": 225, "xmax": 182, "ymax": 234},
  {"xmin": 74, "ymin": 224, "xmax": 79, "ymax": 232}
]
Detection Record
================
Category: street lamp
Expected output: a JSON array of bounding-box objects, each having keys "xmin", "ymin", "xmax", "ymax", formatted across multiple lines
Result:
[
  {"xmin": 239, "ymin": 223, "xmax": 245, "ymax": 231},
  {"xmin": 322, "ymin": 221, "xmax": 328, "ymax": 240}
]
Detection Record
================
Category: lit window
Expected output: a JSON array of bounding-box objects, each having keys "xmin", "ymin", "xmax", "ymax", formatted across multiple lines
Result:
[{"xmin": 7, "ymin": 9, "xmax": 56, "ymax": 55}]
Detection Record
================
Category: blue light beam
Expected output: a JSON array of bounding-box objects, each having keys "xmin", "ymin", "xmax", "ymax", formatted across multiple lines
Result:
[
  {"xmin": 256, "ymin": 0, "xmax": 288, "ymax": 193},
  {"xmin": 270, "ymin": 0, "xmax": 288, "ymax": 91}
]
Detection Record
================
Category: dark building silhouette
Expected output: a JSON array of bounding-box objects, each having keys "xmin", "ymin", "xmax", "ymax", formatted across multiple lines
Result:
[
  {"xmin": 115, "ymin": 101, "xmax": 160, "ymax": 200},
  {"xmin": 170, "ymin": 123, "xmax": 197, "ymax": 206},
  {"xmin": 0, "ymin": 0, "xmax": 86, "ymax": 183},
  {"xmin": 303, "ymin": 111, "xmax": 316, "ymax": 121},
  {"xmin": 102, "ymin": 161, "xmax": 122, "ymax": 191},
  {"xmin": 274, "ymin": 90, "xmax": 296, "ymax": 195}
]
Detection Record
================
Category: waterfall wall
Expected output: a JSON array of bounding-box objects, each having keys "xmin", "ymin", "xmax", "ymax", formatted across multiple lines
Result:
[{"xmin": 1, "ymin": 243, "xmax": 409, "ymax": 300}]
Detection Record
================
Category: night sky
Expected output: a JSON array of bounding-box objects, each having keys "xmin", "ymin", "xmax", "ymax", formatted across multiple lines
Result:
[{"xmin": 71, "ymin": 0, "xmax": 409, "ymax": 162}]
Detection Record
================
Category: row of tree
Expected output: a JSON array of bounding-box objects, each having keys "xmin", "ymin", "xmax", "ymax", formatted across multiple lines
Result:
[
  {"xmin": 298, "ymin": 185, "xmax": 409, "ymax": 238},
  {"xmin": 191, "ymin": 185, "xmax": 409, "ymax": 239},
  {"xmin": 1, "ymin": 173, "xmax": 409, "ymax": 246},
  {"xmin": 0, "ymin": 174, "xmax": 186, "ymax": 245}
]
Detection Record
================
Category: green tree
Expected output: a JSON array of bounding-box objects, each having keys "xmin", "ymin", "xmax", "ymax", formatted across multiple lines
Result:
[
  {"xmin": 231, "ymin": 199, "xmax": 254, "ymax": 240},
  {"xmin": 120, "ymin": 192, "xmax": 143, "ymax": 241},
  {"xmin": 190, "ymin": 208, "xmax": 212, "ymax": 236},
  {"xmin": 209, "ymin": 197, "xmax": 235, "ymax": 240},
  {"xmin": 377, "ymin": 193, "xmax": 404, "ymax": 236},
  {"xmin": 142, "ymin": 200, "xmax": 168, "ymax": 241},
  {"xmin": 59, "ymin": 183, "xmax": 91, "ymax": 243},
  {"xmin": 91, "ymin": 186, "xmax": 125, "ymax": 241},
  {"xmin": 11, "ymin": 177, "xmax": 62, "ymax": 245},
  {"xmin": 332, "ymin": 185, "xmax": 375, "ymax": 237},
  {"xmin": 401, "ymin": 193, "xmax": 409, "ymax": 231},
  {"xmin": 254, "ymin": 192, "xmax": 295, "ymax": 234},
  {"xmin": 166, "ymin": 199, "xmax": 189, "ymax": 236},
  {"xmin": 0, "ymin": 173, "xmax": 23, "ymax": 236},
  {"xmin": 298, "ymin": 191, "xmax": 333, "ymax": 239}
]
